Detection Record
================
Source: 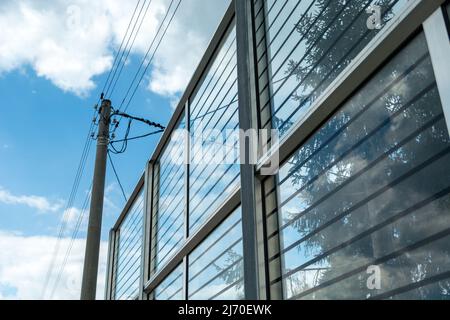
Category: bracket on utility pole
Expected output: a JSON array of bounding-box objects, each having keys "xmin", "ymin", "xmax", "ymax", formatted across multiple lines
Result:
[{"xmin": 81, "ymin": 99, "xmax": 111, "ymax": 300}]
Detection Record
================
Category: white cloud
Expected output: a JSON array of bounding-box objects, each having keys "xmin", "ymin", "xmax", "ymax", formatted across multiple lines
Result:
[
  {"xmin": 0, "ymin": 0, "xmax": 114, "ymax": 96},
  {"xmin": 61, "ymin": 207, "xmax": 86, "ymax": 234},
  {"xmin": 104, "ymin": 182, "xmax": 124, "ymax": 213},
  {"xmin": 62, "ymin": 207, "xmax": 81, "ymax": 224},
  {"xmin": 0, "ymin": 186, "xmax": 63, "ymax": 213},
  {"xmin": 59, "ymin": 186, "xmax": 93, "ymax": 233},
  {"xmin": 0, "ymin": 231, "xmax": 108, "ymax": 300},
  {"xmin": 147, "ymin": 0, "xmax": 231, "ymax": 99},
  {"xmin": 0, "ymin": 0, "xmax": 230, "ymax": 98}
]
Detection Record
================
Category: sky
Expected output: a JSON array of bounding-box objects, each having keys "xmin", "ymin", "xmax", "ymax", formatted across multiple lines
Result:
[{"xmin": 0, "ymin": 0, "xmax": 230, "ymax": 300}]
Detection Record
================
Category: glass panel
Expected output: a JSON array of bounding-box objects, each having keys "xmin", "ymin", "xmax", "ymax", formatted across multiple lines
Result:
[
  {"xmin": 113, "ymin": 191, "xmax": 144, "ymax": 300},
  {"xmin": 154, "ymin": 264, "xmax": 184, "ymax": 300},
  {"xmin": 388, "ymin": 275, "xmax": 450, "ymax": 300},
  {"xmin": 261, "ymin": 0, "xmax": 409, "ymax": 139},
  {"xmin": 188, "ymin": 207, "xmax": 244, "ymax": 300},
  {"xmin": 152, "ymin": 116, "xmax": 186, "ymax": 272},
  {"xmin": 189, "ymin": 23, "xmax": 240, "ymax": 233},
  {"xmin": 272, "ymin": 33, "xmax": 450, "ymax": 300}
]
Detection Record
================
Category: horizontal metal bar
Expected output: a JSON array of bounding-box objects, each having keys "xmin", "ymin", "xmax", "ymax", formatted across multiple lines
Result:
[
  {"xmin": 256, "ymin": 0, "xmax": 445, "ymax": 174},
  {"xmin": 144, "ymin": 185, "xmax": 241, "ymax": 294}
]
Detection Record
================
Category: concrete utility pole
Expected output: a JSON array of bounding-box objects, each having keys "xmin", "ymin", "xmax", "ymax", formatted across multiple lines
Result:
[{"xmin": 81, "ymin": 99, "xmax": 111, "ymax": 300}]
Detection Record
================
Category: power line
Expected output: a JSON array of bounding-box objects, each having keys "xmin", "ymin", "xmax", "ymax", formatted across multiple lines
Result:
[
  {"xmin": 48, "ymin": 183, "xmax": 92, "ymax": 299},
  {"xmin": 42, "ymin": 1, "xmax": 145, "ymax": 299},
  {"xmin": 101, "ymin": 0, "xmax": 141, "ymax": 96},
  {"xmin": 107, "ymin": 0, "xmax": 154, "ymax": 99},
  {"xmin": 123, "ymin": 0, "xmax": 181, "ymax": 115},
  {"xmin": 119, "ymin": 0, "xmax": 181, "ymax": 114},
  {"xmin": 110, "ymin": 0, "xmax": 180, "ymax": 138},
  {"xmin": 111, "ymin": 129, "xmax": 164, "ymax": 143},
  {"xmin": 42, "ymin": 0, "xmax": 178, "ymax": 299},
  {"xmin": 107, "ymin": 151, "xmax": 128, "ymax": 203},
  {"xmin": 109, "ymin": 111, "xmax": 165, "ymax": 155},
  {"xmin": 105, "ymin": 0, "xmax": 147, "ymax": 97},
  {"xmin": 103, "ymin": 0, "xmax": 144, "ymax": 98},
  {"xmin": 41, "ymin": 118, "xmax": 96, "ymax": 299},
  {"xmin": 113, "ymin": 111, "xmax": 165, "ymax": 130},
  {"xmin": 110, "ymin": 119, "xmax": 132, "ymax": 155}
]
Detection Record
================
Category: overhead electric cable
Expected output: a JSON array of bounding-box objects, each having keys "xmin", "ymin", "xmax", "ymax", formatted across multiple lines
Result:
[
  {"xmin": 107, "ymin": 151, "xmax": 128, "ymax": 202},
  {"xmin": 120, "ymin": 0, "xmax": 181, "ymax": 114},
  {"xmin": 48, "ymin": 183, "xmax": 92, "ymax": 299},
  {"xmin": 41, "ymin": 119, "xmax": 96, "ymax": 299},
  {"xmin": 107, "ymin": 0, "xmax": 154, "ymax": 99},
  {"xmin": 111, "ymin": 129, "xmax": 164, "ymax": 144},
  {"xmin": 43, "ymin": 0, "xmax": 178, "ymax": 298},
  {"xmin": 42, "ymin": 1, "xmax": 144, "ymax": 298},
  {"xmin": 104, "ymin": 0, "xmax": 145, "ymax": 97}
]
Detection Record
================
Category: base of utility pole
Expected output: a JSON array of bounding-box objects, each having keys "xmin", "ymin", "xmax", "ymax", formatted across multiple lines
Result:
[{"xmin": 81, "ymin": 99, "xmax": 111, "ymax": 300}]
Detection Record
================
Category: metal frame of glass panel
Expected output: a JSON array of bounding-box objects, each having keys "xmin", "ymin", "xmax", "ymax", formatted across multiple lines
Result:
[
  {"xmin": 105, "ymin": 0, "xmax": 450, "ymax": 300},
  {"xmin": 152, "ymin": 116, "xmax": 186, "ymax": 275},
  {"xmin": 105, "ymin": 175, "xmax": 145, "ymax": 300},
  {"xmin": 424, "ymin": 6, "xmax": 450, "ymax": 134}
]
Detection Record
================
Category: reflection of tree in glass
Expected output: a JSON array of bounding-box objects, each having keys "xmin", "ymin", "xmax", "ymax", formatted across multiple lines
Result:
[
  {"xmin": 273, "ymin": 116, "xmax": 293, "ymax": 136},
  {"xmin": 279, "ymin": 3, "xmax": 450, "ymax": 299},
  {"xmin": 274, "ymin": 0, "xmax": 397, "ymax": 133},
  {"xmin": 213, "ymin": 249, "xmax": 244, "ymax": 299}
]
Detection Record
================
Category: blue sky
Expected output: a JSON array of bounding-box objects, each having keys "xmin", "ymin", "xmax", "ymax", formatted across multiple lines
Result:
[
  {"xmin": 0, "ymin": 61, "xmax": 170, "ymax": 234},
  {"xmin": 0, "ymin": 0, "xmax": 229, "ymax": 299}
]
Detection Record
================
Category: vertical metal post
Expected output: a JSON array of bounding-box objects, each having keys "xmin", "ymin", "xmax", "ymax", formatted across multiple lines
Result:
[
  {"xmin": 183, "ymin": 102, "xmax": 190, "ymax": 300},
  {"xmin": 253, "ymin": 0, "xmax": 283, "ymax": 300},
  {"xmin": 149, "ymin": 162, "xmax": 160, "ymax": 298},
  {"xmin": 424, "ymin": 7, "xmax": 450, "ymax": 135},
  {"xmin": 236, "ymin": 0, "xmax": 260, "ymax": 300},
  {"xmin": 140, "ymin": 161, "xmax": 154, "ymax": 300},
  {"xmin": 81, "ymin": 99, "xmax": 111, "ymax": 300},
  {"xmin": 111, "ymin": 229, "xmax": 120, "ymax": 299},
  {"xmin": 104, "ymin": 229, "xmax": 116, "ymax": 300}
]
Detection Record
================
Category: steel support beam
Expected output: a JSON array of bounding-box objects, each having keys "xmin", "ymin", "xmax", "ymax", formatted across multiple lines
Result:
[
  {"xmin": 104, "ymin": 229, "xmax": 116, "ymax": 300},
  {"xmin": 139, "ymin": 161, "xmax": 154, "ymax": 300},
  {"xmin": 183, "ymin": 101, "xmax": 190, "ymax": 300},
  {"xmin": 236, "ymin": 0, "xmax": 260, "ymax": 300},
  {"xmin": 424, "ymin": 7, "xmax": 450, "ymax": 136}
]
